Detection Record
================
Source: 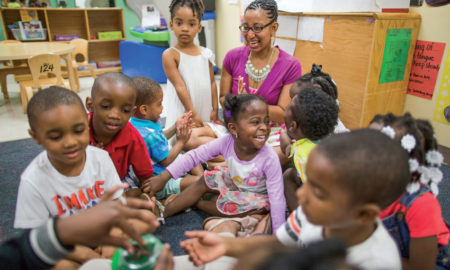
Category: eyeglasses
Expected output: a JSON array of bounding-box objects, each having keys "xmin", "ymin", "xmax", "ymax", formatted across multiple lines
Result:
[{"xmin": 239, "ymin": 20, "xmax": 274, "ymax": 33}]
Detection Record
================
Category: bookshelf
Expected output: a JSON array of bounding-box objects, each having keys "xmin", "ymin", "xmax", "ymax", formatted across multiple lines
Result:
[{"xmin": 0, "ymin": 7, "xmax": 125, "ymax": 79}]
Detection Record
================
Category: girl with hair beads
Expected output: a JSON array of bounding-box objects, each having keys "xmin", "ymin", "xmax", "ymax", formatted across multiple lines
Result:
[
  {"xmin": 141, "ymin": 94, "xmax": 286, "ymax": 234},
  {"xmin": 369, "ymin": 113, "xmax": 450, "ymax": 270},
  {"xmin": 163, "ymin": 0, "xmax": 218, "ymax": 129}
]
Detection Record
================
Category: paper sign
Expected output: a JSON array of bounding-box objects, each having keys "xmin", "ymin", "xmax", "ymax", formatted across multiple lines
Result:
[
  {"xmin": 297, "ymin": 17, "xmax": 325, "ymax": 43},
  {"xmin": 379, "ymin": 29, "xmax": 413, "ymax": 84},
  {"xmin": 240, "ymin": 0, "xmax": 252, "ymax": 16},
  {"xmin": 278, "ymin": 0, "xmax": 312, "ymax": 12},
  {"xmin": 275, "ymin": 38, "xmax": 297, "ymax": 56},
  {"xmin": 141, "ymin": 5, "xmax": 160, "ymax": 28},
  {"xmin": 276, "ymin": 15, "xmax": 298, "ymax": 39},
  {"xmin": 228, "ymin": 0, "xmax": 238, "ymax": 4},
  {"xmin": 407, "ymin": 41, "xmax": 446, "ymax": 100},
  {"xmin": 433, "ymin": 46, "xmax": 450, "ymax": 125}
]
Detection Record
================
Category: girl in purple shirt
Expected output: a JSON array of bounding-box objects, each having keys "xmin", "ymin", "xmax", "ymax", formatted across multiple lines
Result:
[
  {"xmin": 142, "ymin": 94, "xmax": 286, "ymax": 233},
  {"xmin": 183, "ymin": 0, "xmax": 302, "ymax": 167}
]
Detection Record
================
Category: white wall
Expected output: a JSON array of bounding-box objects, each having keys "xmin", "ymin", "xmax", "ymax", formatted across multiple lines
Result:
[{"xmin": 215, "ymin": 0, "xmax": 243, "ymax": 69}]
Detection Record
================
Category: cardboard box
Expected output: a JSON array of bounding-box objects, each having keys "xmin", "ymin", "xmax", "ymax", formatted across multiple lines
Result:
[{"xmin": 98, "ymin": 31, "xmax": 123, "ymax": 40}]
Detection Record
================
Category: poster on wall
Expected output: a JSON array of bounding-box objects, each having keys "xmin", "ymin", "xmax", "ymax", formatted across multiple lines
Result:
[
  {"xmin": 433, "ymin": 46, "xmax": 450, "ymax": 125},
  {"xmin": 379, "ymin": 29, "xmax": 413, "ymax": 84},
  {"xmin": 141, "ymin": 4, "xmax": 160, "ymax": 28},
  {"xmin": 407, "ymin": 41, "xmax": 446, "ymax": 100}
]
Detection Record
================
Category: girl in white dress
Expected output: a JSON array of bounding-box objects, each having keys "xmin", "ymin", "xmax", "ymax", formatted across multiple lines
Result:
[{"xmin": 162, "ymin": 0, "xmax": 219, "ymax": 129}]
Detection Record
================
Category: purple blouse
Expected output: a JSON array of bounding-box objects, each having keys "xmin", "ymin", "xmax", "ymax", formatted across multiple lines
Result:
[
  {"xmin": 223, "ymin": 46, "xmax": 302, "ymax": 105},
  {"xmin": 167, "ymin": 135, "xmax": 286, "ymax": 232}
]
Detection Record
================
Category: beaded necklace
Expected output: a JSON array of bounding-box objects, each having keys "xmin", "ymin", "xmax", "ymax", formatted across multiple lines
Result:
[{"xmin": 245, "ymin": 47, "xmax": 275, "ymax": 83}]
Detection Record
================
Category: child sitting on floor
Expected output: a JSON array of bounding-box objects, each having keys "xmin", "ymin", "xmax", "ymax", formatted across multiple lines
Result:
[
  {"xmin": 283, "ymin": 87, "xmax": 339, "ymax": 212},
  {"xmin": 369, "ymin": 113, "xmax": 450, "ymax": 270},
  {"xmin": 14, "ymin": 87, "xmax": 134, "ymax": 269},
  {"xmin": 129, "ymin": 77, "xmax": 202, "ymax": 217},
  {"xmin": 280, "ymin": 64, "xmax": 349, "ymax": 156},
  {"xmin": 141, "ymin": 94, "xmax": 286, "ymax": 233},
  {"xmin": 85, "ymin": 72, "xmax": 154, "ymax": 198},
  {"xmin": 179, "ymin": 129, "xmax": 409, "ymax": 270}
]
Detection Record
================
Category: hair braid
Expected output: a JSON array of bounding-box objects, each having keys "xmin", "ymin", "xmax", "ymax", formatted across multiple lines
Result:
[
  {"xmin": 169, "ymin": 0, "xmax": 205, "ymax": 21},
  {"xmin": 295, "ymin": 64, "xmax": 338, "ymax": 100},
  {"xmin": 245, "ymin": 0, "xmax": 278, "ymax": 22}
]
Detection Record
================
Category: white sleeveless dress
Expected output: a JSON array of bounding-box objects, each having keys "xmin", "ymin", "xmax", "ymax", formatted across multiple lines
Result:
[{"xmin": 164, "ymin": 46, "xmax": 216, "ymax": 129}]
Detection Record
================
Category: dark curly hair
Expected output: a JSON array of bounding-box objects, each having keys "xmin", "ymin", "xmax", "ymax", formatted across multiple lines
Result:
[
  {"xmin": 169, "ymin": 0, "xmax": 205, "ymax": 21},
  {"xmin": 293, "ymin": 64, "xmax": 337, "ymax": 100},
  {"xmin": 292, "ymin": 87, "xmax": 339, "ymax": 141},
  {"xmin": 245, "ymin": 0, "xmax": 278, "ymax": 22},
  {"xmin": 222, "ymin": 93, "xmax": 267, "ymax": 132}
]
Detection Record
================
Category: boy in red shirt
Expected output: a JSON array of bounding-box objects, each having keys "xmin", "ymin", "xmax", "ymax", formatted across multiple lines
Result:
[{"xmin": 86, "ymin": 72, "xmax": 154, "ymax": 198}]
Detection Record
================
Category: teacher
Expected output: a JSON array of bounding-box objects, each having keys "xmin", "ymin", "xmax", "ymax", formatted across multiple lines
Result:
[{"xmin": 184, "ymin": 0, "xmax": 302, "ymax": 166}]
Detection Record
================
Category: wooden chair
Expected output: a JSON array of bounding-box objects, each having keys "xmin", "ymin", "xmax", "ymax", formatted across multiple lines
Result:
[
  {"xmin": 19, "ymin": 53, "xmax": 70, "ymax": 114},
  {"xmin": 61, "ymin": 38, "xmax": 96, "ymax": 92},
  {"xmin": 0, "ymin": 40, "xmax": 27, "ymax": 68}
]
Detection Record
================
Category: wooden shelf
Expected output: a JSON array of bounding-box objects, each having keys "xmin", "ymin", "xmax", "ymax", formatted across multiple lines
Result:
[
  {"xmin": 0, "ymin": 7, "xmax": 125, "ymax": 81},
  {"xmin": 88, "ymin": 39, "xmax": 125, "ymax": 43},
  {"xmin": 277, "ymin": 13, "xmax": 421, "ymax": 129}
]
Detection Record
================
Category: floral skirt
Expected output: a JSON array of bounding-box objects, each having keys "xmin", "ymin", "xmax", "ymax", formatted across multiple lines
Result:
[
  {"xmin": 204, "ymin": 167, "xmax": 270, "ymax": 215},
  {"xmin": 205, "ymin": 121, "xmax": 286, "ymax": 147}
]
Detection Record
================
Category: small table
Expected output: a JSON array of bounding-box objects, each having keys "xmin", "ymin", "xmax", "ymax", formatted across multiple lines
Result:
[{"xmin": 0, "ymin": 42, "xmax": 77, "ymax": 99}]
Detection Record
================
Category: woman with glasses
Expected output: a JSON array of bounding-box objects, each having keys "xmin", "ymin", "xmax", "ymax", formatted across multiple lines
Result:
[{"xmin": 183, "ymin": 0, "xmax": 302, "ymax": 167}]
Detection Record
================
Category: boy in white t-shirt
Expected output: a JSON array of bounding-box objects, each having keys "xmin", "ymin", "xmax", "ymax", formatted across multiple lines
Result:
[
  {"xmin": 13, "ymin": 87, "xmax": 153, "ymax": 269},
  {"xmin": 178, "ymin": 129, "xmax": 410, "ymax": 270}
]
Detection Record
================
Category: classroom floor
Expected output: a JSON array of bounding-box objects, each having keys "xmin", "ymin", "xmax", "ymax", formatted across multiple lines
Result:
[{"xmin": 0, "ymin": 75, "xmax": 221, "ymax": 143}]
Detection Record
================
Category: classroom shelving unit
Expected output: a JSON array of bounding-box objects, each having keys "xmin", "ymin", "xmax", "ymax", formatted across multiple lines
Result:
[
  {"xmin": 277, "ymin": 12, "xmax": 421, "ymax": 129},
  {"xmin": 0, "ymin": 7, "xmax": 125, "ymax": 80}
]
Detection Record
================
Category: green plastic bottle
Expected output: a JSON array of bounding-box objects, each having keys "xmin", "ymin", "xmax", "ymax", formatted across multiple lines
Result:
[{"xmin": 111, "ymin": 234, "xmax": 163, "ymax": 270}]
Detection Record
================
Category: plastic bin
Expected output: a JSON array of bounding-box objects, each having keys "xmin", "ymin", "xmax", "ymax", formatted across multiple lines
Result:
[{"xmin": 11, "ymin": 28, "xmax": 47, "ymax": 41}]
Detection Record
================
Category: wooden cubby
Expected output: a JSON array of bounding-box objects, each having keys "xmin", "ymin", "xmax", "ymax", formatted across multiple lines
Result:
[
  {"xmin": 277, "ymin": 12, "xmax": 421, "ymax": 129},
  {"xmin": 0, "ymin": 7, "xmax": 125, "ymax": 78}
]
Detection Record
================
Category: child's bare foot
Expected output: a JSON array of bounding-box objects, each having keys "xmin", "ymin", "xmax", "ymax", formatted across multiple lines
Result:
[
  {"xmin": 204, "ymin": 218, "xmax": 241, "ymax": 235},
  {"xmin": 250, "ymin": 214, "xmax": 270, "ymax": 236}
]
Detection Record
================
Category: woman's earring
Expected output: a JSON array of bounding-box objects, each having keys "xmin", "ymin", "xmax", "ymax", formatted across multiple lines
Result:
[
  {"xmin": 271, "ymin": 36, "xmax": 275, "ymax": 48},
  {"xmin": 236, "ymin": 133, "xmax": 238, "ymax": 139}
]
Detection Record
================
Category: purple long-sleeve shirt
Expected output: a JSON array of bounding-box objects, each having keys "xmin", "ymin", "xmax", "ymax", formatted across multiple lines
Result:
[{"xmin": 167, "ymin": 135, "xmax": 286, "ymax": 233}]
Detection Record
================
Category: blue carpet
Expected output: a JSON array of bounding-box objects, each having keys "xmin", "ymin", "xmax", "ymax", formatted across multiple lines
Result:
[{"xmin": 1, "ymin": 137, "xmax": 450, "ymax": 256}]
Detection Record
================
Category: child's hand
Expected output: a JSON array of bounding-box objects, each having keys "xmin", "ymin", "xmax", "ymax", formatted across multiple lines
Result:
[
  {"xmin": 192, "ymin": 113, "xmax": 204, "ymax": 128},
  {"xmin": 180, "ymin": 231, "xmax": 227, "ymax": 266},
  {"xmin": 141, "ymin": 176, "xmax": 167, "ymax": 198},
  {"xmin": 176, "ymin": 121, "xmax": 192, "ymax": 145},
  {"xmin": 55, "ymin": 184, "xmax": 158, "ymax": 254},
  {"xmin": 286, "ymin": 144, "xmax": 293, "ymax": 161},
  {"xmin": 154, "ymin": 244, "xmax": 174, "ymax": 270},
  {"xmin": 210, "ymin": 110, "xmax": 224, "ymax": 125},
  {"xmin": 176, "ymin": 111, "xmax": 193, "ymax": 128},
  {"xmin": 279, "ymin": 131, "xmax": 292, "ymax": 155},
  {"xmin": 99, "ymin": 245, "xmax": 118, "ymax": 259},
  {"xmin": 237, "ymin": 76, "xmax": 247, "ymax": 95}
]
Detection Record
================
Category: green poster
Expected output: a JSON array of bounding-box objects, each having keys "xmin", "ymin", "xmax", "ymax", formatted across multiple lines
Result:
[{"xmin": 379, "ymin": 28, "xmax": 413, "ymax": 84}]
